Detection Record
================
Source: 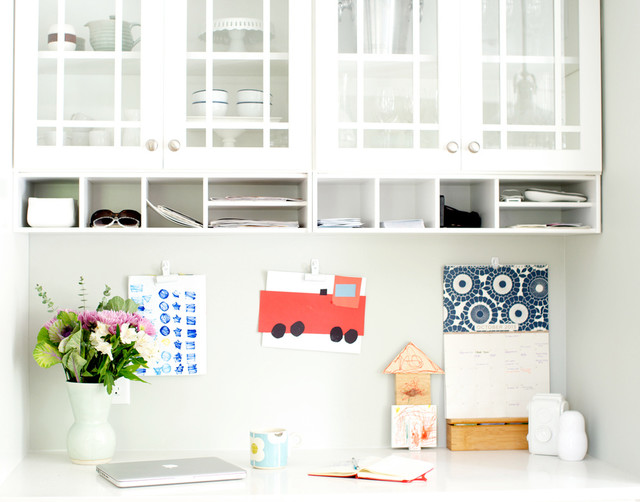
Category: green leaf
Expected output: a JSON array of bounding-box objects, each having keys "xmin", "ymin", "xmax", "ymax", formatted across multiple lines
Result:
[
  {"xmin": 59, "ymin": 329, "xmax": 82, "ymax": 354},
  {"xmin": 36, "ymin": 326, "xmax": 51, "ymax": 344},
  {"xmin": 33, "ymin": 342, "xmax": 62, "ymax": 368},
  {"xmin": 119, "ymin": 369, "xmax": 146, "ymax": 383},
  {"xmin": 102, "ymin": 296, "xmax": 139, "ymax": 314},
  {"xmin": 102, "ymin": 372, "xmax": 115, "ymax": 394},
  {"xmin": 62, "ymin": 351, "xmax": 87, "ymax": 381},
  {"xmin": 58, "ymin": 310, "xmax": 78, "ymax": 326}
]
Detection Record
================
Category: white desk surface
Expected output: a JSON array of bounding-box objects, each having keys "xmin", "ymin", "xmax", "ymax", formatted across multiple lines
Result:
[{"xmin": 1, "ymin": 448, "xmax": 639, "ymax": 502}]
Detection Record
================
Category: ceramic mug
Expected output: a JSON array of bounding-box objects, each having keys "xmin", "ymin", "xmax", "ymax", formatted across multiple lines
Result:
[{"xmin": 249, "ymin": 428, "xmax": 301, "ymax": 469}]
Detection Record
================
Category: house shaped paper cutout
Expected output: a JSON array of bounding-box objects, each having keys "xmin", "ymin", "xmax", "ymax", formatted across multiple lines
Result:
[{"xmin": 384, "ymin": 342, "xmax": 444, "ymax": 405}]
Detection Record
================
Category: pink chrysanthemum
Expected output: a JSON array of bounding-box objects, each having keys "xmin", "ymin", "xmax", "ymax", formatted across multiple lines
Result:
[
  {"xmin": 78, "ymin": 309, "xmax": 156, "ymax": 337},
  {"xmin": 77, "ymin": 310, "xmax": 100, "ymax": 329}
]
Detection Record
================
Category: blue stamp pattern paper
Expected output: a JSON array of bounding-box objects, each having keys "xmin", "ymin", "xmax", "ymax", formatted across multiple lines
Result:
[
  {"xmin": 128, "ymin": 275, "xmax": 207, "ymax": 376},
  {"xmin": 443, "ymin": 265, "xmax": 548, "ymax": 332}
]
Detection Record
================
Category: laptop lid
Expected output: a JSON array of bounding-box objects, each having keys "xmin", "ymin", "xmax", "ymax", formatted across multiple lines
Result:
[{"xmin": 96, "ymin": 456, "xmax": 247, "ymax": 488}]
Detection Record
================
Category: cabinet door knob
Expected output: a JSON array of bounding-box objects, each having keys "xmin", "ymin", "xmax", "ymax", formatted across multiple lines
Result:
[
  {"xmin": 145, "ymin": 139, "xmax": 158, "ymax": 152},
  {"xmin": 446, "ymin": 141, "xmax": 459, "ymax": 153},
  {"xmin": 468, "ymin": 141, "xmax": 481, "ymax": 153},
  {"xmin": 168, "ymin": 139, "xmax": 181, "ymax": 152}
]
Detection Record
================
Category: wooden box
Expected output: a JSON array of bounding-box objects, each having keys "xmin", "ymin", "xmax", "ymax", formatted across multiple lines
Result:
[{"xmin": 446, "ymin": 418, "xmax": 529, "ymax": 451}]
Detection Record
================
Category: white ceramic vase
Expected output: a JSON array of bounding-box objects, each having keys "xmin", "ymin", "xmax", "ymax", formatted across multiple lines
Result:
[
  {"xmin": 557, "ymin": 410, "xmax": 588, "ymax": 461},
  {"xmin": 66, "ymin": 382, "xmax": 116, "ymax": 465}
]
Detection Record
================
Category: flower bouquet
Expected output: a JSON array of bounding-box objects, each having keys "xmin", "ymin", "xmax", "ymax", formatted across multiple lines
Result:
[{"xmin": 33, "ymin": 278, "xmax": 158, "ymax": 394}]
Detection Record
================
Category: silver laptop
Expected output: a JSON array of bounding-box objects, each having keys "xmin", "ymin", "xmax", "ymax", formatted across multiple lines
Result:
[{"xmin": 96, "ymin": 456, "xmax": 247, "ymax": 488}]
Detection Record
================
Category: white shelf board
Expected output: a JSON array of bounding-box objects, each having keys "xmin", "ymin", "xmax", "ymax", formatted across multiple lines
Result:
[{"xmin": 1, "ymin": 448, "xmax": 639, "ymax": 501}]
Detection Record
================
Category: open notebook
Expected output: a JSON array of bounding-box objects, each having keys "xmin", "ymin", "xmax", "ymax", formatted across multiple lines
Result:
[{"xmin": 308, "ymin": 455, "xmax": 434, "ymax": 483}]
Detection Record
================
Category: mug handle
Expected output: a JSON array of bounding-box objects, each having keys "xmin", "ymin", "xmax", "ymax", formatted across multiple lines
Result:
[{"xmin": 289, "ymin": 432, "xmax": 303, "ymax": 450}]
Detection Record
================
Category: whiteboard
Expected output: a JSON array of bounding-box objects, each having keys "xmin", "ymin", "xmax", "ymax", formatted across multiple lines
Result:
[{"xmin": 444, "ymin": 331, "xmax": 549, "ymax": 418}]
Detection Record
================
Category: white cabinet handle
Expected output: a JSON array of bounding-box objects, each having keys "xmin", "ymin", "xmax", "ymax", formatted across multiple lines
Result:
[
  {"xmin": 145, "ymin": 139, "xmax": 158, "ymax": 152},
  {"xmin": 446, "ymin": 141, "xmax": 459, "ymax": 153},
  {"xmin": 168, "ymin": 139, "xmax": 181, "ymax": 152},
  {"xmin": 468, "ymin": 141, "xmax": 481, "ymax": 153}
]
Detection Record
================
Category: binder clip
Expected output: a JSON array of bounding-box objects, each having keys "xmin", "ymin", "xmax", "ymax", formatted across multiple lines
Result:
[
  {"xmin": 304, "ymin": 258, "xmax": 323, "ymax": 281},
  {"xmin": 156, "ymin": 259, "xmax": 178, "ymax": 284}
]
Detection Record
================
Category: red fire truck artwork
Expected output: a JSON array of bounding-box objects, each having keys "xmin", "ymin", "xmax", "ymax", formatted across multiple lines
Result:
[{"xmin": 258, "ymin": 275, "xmax": 366, "ymax": 344}]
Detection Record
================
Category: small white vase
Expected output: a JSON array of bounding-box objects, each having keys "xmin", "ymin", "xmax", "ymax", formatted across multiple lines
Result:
[
  {"xmin": 557, "ymin": 410, "xmax": 588, "ymax": 461},
  {"xmin": 66, "ymin": 382, "xmax": 116, "ymax": 465}
]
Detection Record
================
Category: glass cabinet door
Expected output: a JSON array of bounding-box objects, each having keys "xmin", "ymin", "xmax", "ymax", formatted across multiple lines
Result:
[
  {"xmin": 14, "ymin": 0, "xmax": 163, "ymax": 170},
  {"xmin": 162, "ymin": 0, "xmax": 311, "ymax": 170},
  {"xmin": 315, "ymin": 0, "xmax": 461, "ymax": 172},
  {"xmin": 460, "ymin": 0, "xmax": 601, "ymax": 172}
]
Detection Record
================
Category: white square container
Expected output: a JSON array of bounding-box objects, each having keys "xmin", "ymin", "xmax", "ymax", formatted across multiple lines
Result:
[{"xmin": 27, "ymin": 197, "xmax": 77, "ymax": 227}]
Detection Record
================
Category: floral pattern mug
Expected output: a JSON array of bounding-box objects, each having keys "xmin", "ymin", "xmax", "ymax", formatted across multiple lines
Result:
[{"xmin": 250, "ymin": 428, "xmax": 301, "ymax": 469}]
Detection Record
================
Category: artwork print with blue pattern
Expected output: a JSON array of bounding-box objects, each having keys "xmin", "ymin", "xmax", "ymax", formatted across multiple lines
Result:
[{"xmin": 443, "ymin": 265, "xmax": 548, "ymax": 332}]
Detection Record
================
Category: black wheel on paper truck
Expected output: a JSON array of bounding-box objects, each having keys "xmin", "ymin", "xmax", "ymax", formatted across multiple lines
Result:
[
  {"xmin": 344, "ymin": 329, "xmax": 358, "ymax": 344},
  {"xmin": 330, "ymin": 326, "xmax": 343, "ymax": 342},
  {"xmin": 271, "ymin": 323, "xmax": 286, "ymax": 338},
  {"xmin": 290, "ymin": 321, "xmax": 305, "ymax": 337}
]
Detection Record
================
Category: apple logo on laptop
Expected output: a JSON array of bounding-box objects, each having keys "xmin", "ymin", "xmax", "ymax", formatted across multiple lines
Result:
[{"xmin": 162, "ymin": 464, "xmax": 179, "ymax": 469}]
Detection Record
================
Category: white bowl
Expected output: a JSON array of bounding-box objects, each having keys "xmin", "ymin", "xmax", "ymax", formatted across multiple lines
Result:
[
  {"xmin": 237, "ymin": 89, "xmax": 265, "ymax": 102},
  {"xmin": 192, "ymin": 89, "xmax": 228, "ymax": 102},
  {"xmin": 237, "ymin": 101, "xmax": 269, "ymax": 117},
  {"xmin": 192, "ymin": 101, "xmax": 228, "ymax": 117}
]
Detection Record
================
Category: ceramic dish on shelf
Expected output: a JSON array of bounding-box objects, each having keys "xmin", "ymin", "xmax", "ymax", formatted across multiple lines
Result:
[
  {"xmin": 191, "ymin": 101, "xmax": 229, "ymax": 117},
  {"xmin": 146, "ymin": 200, "xmax": 202, "ymax": 228},
  {"xmin": 198, "ymin": 17, "xmax": 265, "ymax": 52},
  {"xmin": 47, "ymin": 24, "xmax": 77, "ymax": 51},
  {"xmin": 523, "ymin": 188, "xmax": 587, "ymax": 203},
  {"xmin": 237, "ymin": 89, "xmax": 272, "ymax": 102},
  {"xmin": 192, "ymin": 89, "xmax": 228, "ymax": 102}
]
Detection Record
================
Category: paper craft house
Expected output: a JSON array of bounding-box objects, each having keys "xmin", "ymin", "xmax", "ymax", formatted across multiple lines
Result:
[{"xmin": 383, "ymin": 342, "xmax": 444, "ymax": 405}]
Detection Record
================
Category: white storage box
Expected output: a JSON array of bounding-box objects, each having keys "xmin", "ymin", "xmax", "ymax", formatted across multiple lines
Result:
[{"xmin": 27, "ymin": 197, "xmax": 77, "ymax": 228}]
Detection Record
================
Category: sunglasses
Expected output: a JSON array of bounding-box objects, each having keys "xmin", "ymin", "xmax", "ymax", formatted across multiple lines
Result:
[{"xmin": 90, "ymin": 209, "xmax": 141, "ymax": 228}]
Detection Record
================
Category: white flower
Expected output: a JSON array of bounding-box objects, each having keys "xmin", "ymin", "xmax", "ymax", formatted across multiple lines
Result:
[
  {"xmin": 92, "ymin": 337, "xmax": 113, "ymax": 360},
  {"xmin": 250, "ymin": 437, "xmax": 265, "ymax": 462},
  {"xmin": 134, "ymin": 335, "xmax": 159, "ymax": 363},
  {"xmin": 90, "ymin": 324, "xmax": 113, "ymax": 360},
  {"xmin": 119, "ymin": 323, "xmax": 138, "ymax": 344},
  {"xmin": 93, "ymin": 322, "xmax": 110, "ymax": 339}
]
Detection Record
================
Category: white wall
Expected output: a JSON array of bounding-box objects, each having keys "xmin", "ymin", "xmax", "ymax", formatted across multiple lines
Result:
[
  {"xmin": 0, "ymin": 0, "xmax": 29, "ymax": 483},
  {"xmin": 565, "ymin": 0, "xmax": 640, "ymax": 477},
  {"xmin": 28, "ymin": 234, "xmax": 567, "ymax": 452}
]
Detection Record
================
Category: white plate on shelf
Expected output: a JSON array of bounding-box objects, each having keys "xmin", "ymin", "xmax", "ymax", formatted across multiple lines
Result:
[
  {"xmin": 523, "ymin": 188, "xmax": 587, "ymax": 203},
  {"xmin": 146, "ymin": 200, "xmax": 202, "ymax": 228}
]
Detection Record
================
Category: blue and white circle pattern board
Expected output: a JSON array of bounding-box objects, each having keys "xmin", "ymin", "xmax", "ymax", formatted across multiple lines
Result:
[{"xmin": 443, "ymin": 265, "xmax": 548, "ymax": 332}]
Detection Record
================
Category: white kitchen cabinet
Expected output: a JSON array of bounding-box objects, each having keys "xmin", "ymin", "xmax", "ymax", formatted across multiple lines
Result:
[
  {"xmin": 14, "ymin": 0, "xmax": 311, "ymax": 171},
  {"xmin": 13, "ymin": 0, "xmax": 312, "ymax": 230},
  {"xmin": 315, "ymin": 0, "xmax": 601, "ymax": 174},
  {"xmin": 12, "ymin": 0, "xmax": 601, "ymax": 234}
]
